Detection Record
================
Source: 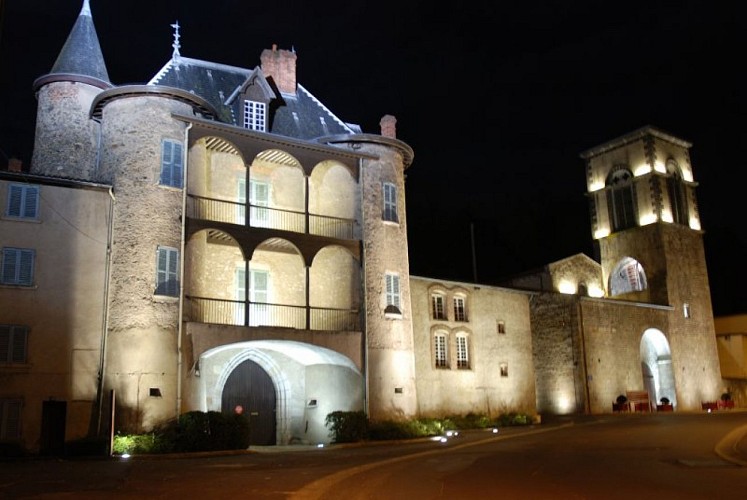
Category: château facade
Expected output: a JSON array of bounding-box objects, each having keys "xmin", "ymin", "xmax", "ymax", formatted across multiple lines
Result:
[{"xmin": 0, "ymin": 1, "xmax": 724, "ymax": 453}]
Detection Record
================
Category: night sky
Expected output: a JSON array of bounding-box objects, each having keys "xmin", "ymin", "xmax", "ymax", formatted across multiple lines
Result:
[{"xmin": 0, "ymin": 1, "xmax": 743, "ymax": 315}]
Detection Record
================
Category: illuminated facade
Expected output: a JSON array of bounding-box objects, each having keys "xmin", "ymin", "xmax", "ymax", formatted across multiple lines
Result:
[{"xmin": 0, "ymin": 1, "xmax": 725, "ymax": 453}]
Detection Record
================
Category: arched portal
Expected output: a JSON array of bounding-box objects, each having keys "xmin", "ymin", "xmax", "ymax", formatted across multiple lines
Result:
[
  {"xmin": 221, "ymin": 359, "xmax": 277, "ymax": 445},
  {"xmin": 640, "ymin": 329, "xmax": 676, "ymax": 407}
]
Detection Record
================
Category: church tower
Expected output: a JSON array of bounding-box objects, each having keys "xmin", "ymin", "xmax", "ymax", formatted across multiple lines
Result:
[
  {"xmin": 581, "ymin": 126, "xmax": 722, "ymax": 408},
  {"xmin": 31, "ymin": 0, "xmax": 111, "ymax": 180}
]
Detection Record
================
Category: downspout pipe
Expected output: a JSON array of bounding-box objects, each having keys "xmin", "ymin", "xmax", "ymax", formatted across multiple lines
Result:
[
  {"xmin": 358, "ymin": 156, "xmax": 369, "ymax": 416},
  {"xmin": 176, "ymin": 122, "xmax": 192, "ymax": 419},
  {"xmin": 96, "ymin": 186, "xmax": 115, "ymax": 435}
]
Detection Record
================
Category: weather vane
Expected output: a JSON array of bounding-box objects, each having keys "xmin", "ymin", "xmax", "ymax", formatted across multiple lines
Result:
[{"xmin": 171, "ymin": 21, "xmax": 181, "ymax": 59}]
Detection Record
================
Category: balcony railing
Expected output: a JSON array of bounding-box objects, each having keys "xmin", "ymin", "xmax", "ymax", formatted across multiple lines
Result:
[
  {"xmin": 187, "ymin": 194, "xmax": 354, "ymax": 239},
  {"xmin": 185, "ymin": 296, "xmax": 360, "ymax": 331}
]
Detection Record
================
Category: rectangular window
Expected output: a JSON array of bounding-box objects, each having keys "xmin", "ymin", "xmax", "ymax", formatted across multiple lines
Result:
[
  {"xmin": 431, "ymin": 294, "xmax": 446, "ymax": 320},
  {"xmin": 383, "ymin": 183, "xmax": 398, "ymax": 223},
  {"xmin": 434, "ymin": 334, "xmax": 448, "ymax": 368},
  {"xmin": 683, "ymin": 303, "xmax": 691, "ymax": 318},
  {"xmin": 244, "ymin": 100, "xmax": 267, "ymax": 131},
  {"xmin": 0, "ymin": 398, "xmax": 22, "ymax": 440},
  {"xmin": 497, "ymin": 320, "xmax": 506, "ymax": 334},
  {"xmin": 454, "ymin": 296, "xmax": 467, "ymax": 322},
  {"xmin": 0, "ymin": 325, "xmax": 28, "ymax": 364},
  {"xmin": 385, "ymin": 273, "xmax": 401, "ymax": 311},
  {"xmin": 249, "ymin": 180, "xmax": 270, "ymax": 227},
  {"xmin": 237, "ymin": 178, "xmax": 247, "ymax": 225},
  {"xmin": 160, "ymin": 140, "xmax": 184, "ymax": 188},
  {"xmin": 6, "ymin": 184, "xmax": 39, "ymax": 219},
  {"xmin": 1, "ymin": 247, "xmax": 35, "ymax": 286},
  {"xmin": 249, "ymin": 269, "xmax": 269, "ymax": 326},
  {"xmin": 456, "ymin": 335, "xmax": 469, "ymax": 369},
  {"xmin": 500, "ymin": 362, "xmax": 508, "ymax": 377},
  {"xmin": 155, "ymin": 246, "xmax": 179, "ymax": 296}
]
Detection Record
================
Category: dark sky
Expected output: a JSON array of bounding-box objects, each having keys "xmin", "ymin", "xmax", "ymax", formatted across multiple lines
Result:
[{"xmin": 0, "ymin": 1, "xmax": 744, "ymax": 315}]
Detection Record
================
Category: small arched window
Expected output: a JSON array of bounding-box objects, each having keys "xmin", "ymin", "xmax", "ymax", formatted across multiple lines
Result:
[
  {"xmin": 609, "ymin": 257, "xmax": 648, "ymax": 296},
  {"xmin": 606, "ymin": 166, "xmax": 637, "ymax": 232},
  {"xmin": 434, "ymin": 331, "xmax": 449, "ymax": 368}
]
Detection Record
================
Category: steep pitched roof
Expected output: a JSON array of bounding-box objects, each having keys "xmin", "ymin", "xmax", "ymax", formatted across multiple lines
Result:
[
  {"xmin": 149, "ymin": 55, "xmax": 357, "ymax": 140},
  {"xmin": 49, "ymin": 0, "xmax": 110, "ymax": 84}
]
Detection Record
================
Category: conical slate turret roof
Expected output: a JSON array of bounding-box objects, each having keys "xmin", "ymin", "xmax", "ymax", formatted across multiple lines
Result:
[{"xmin": 48, "ymin": 0, "xmax": 110, "ymax": 84}]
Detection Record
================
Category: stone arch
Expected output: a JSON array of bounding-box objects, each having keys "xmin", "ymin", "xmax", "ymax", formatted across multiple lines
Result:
[
  {"xmin": 609, "ymin": 257, "xmax": 648, "ymax": 296},
  {"xmin": 249, "ymin": 148, "xmax": 305, "ymax": 219},
  {"xmin": 308, "ymin": 160, "xmax": 357, "ymax": 222},
  {"xmin": 640, "ymin": 329, "xmax": 676, "ymax": 408},
  {"xmin": 189, "ymin": 136, "xmax": 247, "ymax": 201},
  {"xmin": 309, "ymin": 245, "xmax": 360, "ymax": 311},
  {"xmin": 185, "ymin": 228, "xmax": 246, "ymax": 302}
]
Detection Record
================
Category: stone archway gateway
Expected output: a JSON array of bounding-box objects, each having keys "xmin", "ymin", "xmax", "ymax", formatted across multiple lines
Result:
[
  {"xmin": 640, "ymin": 329, "xmax": 676, "ymax": 408},
  {"xmin": 221, "ymin": 359, "xmax": 277, "ymax": 445}
]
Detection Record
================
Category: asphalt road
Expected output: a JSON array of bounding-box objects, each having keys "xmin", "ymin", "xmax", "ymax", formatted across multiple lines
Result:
[{"xmin": 2, "ymin": 412, "xmax": 746, "ymax": 499}]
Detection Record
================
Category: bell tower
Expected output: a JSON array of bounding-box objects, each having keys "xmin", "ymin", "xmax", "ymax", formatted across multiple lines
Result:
[
  {"xmin": 581, "ymin": 126, "xmax": 722, "ymax": 408},
  {"xmin": 581, "ymin": 126, "xmax": 706, "ymax": 308}
]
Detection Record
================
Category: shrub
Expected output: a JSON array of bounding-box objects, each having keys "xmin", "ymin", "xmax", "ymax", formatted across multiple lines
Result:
[
  {"xmin": 112, "ymin": 411, "xmax": 250, "ymax": 455},
  {"xmin": 616, "ymin": 395, "xmax": 628, "ymax": 404},
  {"xmin": 325, "ymin": 411, "xmax": 368, "ymax": 443},
  {"xmin": 659, "ymin": 397, "xmax": 670, "ymax": 405},
  {"xmin": 721, "ymin": 392, "xmax": 732, "ymax": 401}
]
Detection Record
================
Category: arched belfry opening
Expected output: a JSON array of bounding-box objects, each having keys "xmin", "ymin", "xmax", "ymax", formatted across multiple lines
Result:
[{"xmin": 640, "ymin": 329, "xmax": 676, "ymax": 408}]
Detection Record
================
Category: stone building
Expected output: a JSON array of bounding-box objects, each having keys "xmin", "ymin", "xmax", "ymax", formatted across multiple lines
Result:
[{"xmin": 0, "ymin": 1, "xmax": 724, "ymax": 453}]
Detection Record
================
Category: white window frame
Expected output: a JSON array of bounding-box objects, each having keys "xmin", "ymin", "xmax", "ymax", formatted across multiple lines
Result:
[
  {"xmin": 249, "ymin": 268, "xmax": 269, "ymax": 326},
  {"xmin": 454, "ymin": 296, "xmax": 467, "ymax": 322},
  {"xmin": 244, "ymin": 100, "xmax": 267, "ymax": 131},
  {"xmin": 160, "ymin": 139, "xmax": 184, "ymax": 188},
  {"xmin": 249, "ymin": 180, "xmax": 270, "ymax": 227},
  {"xmin": 456, "ymin": 333, "xmax": 470, "ymax": 369},
  {"xmin": 0, "ymin": 325, "xmax": 28, "ymax": 364},
  {"xmin": 1, "ymin": 247, "xmax": 35, "ymax": 286},
  {"xmin": 155, "ymin": 246, "xmax": 179, "ymax": 297},
  {"xmin": 0, "ymin": 398, "xmax": 22, "ymax": 440},
  {"xmin": 385, "ymin": 273, "xmax": 401, "ymax": 312},
  {"xmin": 6, "ymin": 184, "xmax": 39, "ymax": 220},
  {"xmin": 382, "ymin": 183, "xmax": 398, "ymax": 223},
  {"xmin": 431, "ymin": 294, "xmax": 446, "ymax": 320},
  {"xmin": 434, "ymin": 332, "xmax": 448, "ymax": 368}
]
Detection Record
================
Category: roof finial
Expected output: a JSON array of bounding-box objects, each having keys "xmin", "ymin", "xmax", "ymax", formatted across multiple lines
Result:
[
  {"xmin": 81, "ymin": 0, "xmax": 91, "ymax": 17},
  {"xmin": 170, "ymin": 21, "xmax": 181, "ymax": 59}
]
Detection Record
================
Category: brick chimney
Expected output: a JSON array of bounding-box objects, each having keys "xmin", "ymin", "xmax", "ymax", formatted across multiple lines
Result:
[
  {"xmin": 260, "ymin": 44, "xmax": 297, "ymax": 95},
  {"xmin": 8, "ymin": 158, "xmax": 22, "ymax": 172},
  {"xmin": 380, "ymin": 115, "xmax": 397, "ymax": 138}
]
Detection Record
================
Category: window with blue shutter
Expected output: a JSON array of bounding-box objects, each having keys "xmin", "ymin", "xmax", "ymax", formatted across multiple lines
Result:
[
  {"xmin": 155, "ymin": 246, "xmax": 179, "ymax": 296},
  {"xmin": 0, "ymin": 325, "xmax": 28, "ymax": 364},
  {"xmin": 1, "ymin": 248, "xmax": 35, "ymax": 286},
  {"xmin": 160, "ymin": 140, "xmax": 184, "ymax": 188},
  {"xmin": 383, "ymin": 183, "xmax": 398, "ymax": 222},
  {"xmin": 6, "ymin": 184, "xmax": 39, "ymax": 219}
]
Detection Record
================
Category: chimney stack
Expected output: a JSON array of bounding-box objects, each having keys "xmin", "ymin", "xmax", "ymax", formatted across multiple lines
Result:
[
  {"xmin": 380, "ymin": 115, "xmax": 397, "ymax": 138},
  {"xmin": 8, "ymin": 158, "xmax": 22, "ymax": 172},
  {"xmin": 260, "ymin": 44, "xmax": 297, "ymax": 95}
]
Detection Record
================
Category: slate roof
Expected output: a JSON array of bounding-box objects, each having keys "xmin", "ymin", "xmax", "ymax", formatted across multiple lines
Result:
[
  {"xmin": 149, "ymin": 56, "xmax": 358, "ymax": 140},
  {"xmin": 50, "ymin": 0, "xmax": 110, "ymax": 84}
]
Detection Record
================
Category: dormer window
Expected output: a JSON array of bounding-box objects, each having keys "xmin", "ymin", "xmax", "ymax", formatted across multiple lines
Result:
[{"xmin": 244, "ymin": 100, "xmax": 266, "ymax": 131}]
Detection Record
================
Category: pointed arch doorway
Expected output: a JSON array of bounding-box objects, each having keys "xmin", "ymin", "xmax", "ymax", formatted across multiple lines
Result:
[
  {"xmin": 640, "ymin": 329, "xmax": 677, "ymax": 408},
  {"xmin": 221, "ymin": 359, "xmax": 277, "ymax": 445}
]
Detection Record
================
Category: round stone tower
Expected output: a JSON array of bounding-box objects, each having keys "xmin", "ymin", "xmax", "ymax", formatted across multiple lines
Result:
[
  {"xmin": 31, "ymin": 0, "xmax": 111, "ymax": 180},
  {"xmin": 323, "ymin": 115, "xmax": 419, "ymax": 422}
]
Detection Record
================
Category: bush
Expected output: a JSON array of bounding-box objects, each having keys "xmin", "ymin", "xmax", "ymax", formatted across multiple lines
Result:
[
  {"xmin": 113, "ymin": 411, "xmax": 250, "ymax": 455},
  {"xmin": 616, "ymin": 395, "xmax": 628, "ymax": 404},
  {"xmin": 325, "ymin": 411, "xmax": 368, "ymax": 443},
  {"xmin": 659, "ymin": 397, "xmax": 670, "ymax": 405},
  {"xmin": 721, "ymin": 392, "xmax": 732, "ymax": 401}
]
